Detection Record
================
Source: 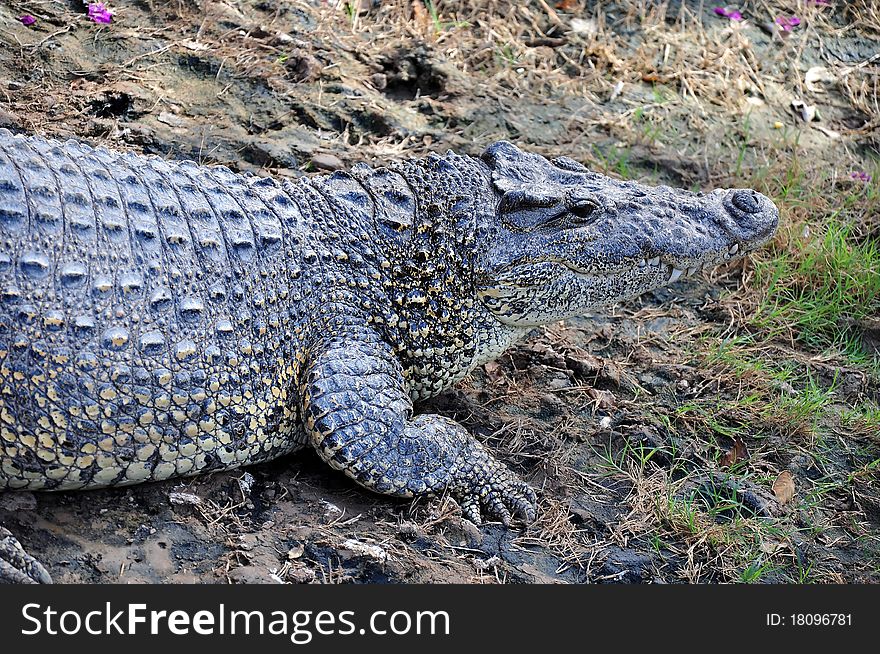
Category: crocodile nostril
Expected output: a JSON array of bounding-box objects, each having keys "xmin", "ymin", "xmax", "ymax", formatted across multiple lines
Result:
[{"xmin": 730, "ymin": 189, "xmax": 761, "ymax": 214}]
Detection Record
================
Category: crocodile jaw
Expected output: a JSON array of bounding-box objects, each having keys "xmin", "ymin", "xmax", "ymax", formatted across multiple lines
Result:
[{"xmin": 472, "ymin": 142, "xmax": 779, "ymax": 327}]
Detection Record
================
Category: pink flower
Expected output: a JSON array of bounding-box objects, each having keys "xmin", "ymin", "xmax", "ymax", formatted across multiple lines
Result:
[
  {"xmin": 87, "ymin": 3, "xmax": 114, "ymax": 24},
  {"xmin": 713, "ymin": 7, "xmax": 743, "ymax": 21},
  {"xmin": 19, "ymin": 15, "xmax": 36, "ymax": 26},
  {"xmin": 850, "ymin": 172, "xmax": 872, "ymax": 183}
]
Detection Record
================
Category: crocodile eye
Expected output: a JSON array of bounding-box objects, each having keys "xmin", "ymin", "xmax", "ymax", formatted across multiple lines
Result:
[{"xmin": 568, "ymin": 198, "xmax": 601, "ymax": 224}]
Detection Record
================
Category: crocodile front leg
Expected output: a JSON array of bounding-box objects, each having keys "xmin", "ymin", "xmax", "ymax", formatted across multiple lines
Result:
[
  {"xmin": 301, "ymin": 327, "xmax": 537, "ymax": 525},
  {"xmin": 0, "ymin": 526, "xmax": 52, "ymax": 584}
]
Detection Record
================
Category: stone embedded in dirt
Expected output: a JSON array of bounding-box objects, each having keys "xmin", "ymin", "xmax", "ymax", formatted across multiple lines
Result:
[
  {"xmin": 339, "ymin": 538, "xmax": 388, "ymax": 563},
  {"xmin": 157, "ymin": 111, "xmax": 188, "ymax": 128},
  {"xmin": 0, "ymin": 108, "xmax": 17, "ymax": 128},
  {"xmin": 285, "ymin": 51, "xmax": 322, "ymax": 83},
  {"xmin": 242, "ymin": 139, "xmax": 301, "ymax": 169},
  {"xmin": 310, "ymin": 152, "xmax": 345, "ymax": 171},
  {"xmin": 168, "ymin": 491, "xmax": 202, "ymax": 506},
  {"xmin": 287, "ymin": 564, "xmax": 316, "ymax": 584},
  {"xmin": 287, "ymin": 543, "xmax": 305, "ymax": 560},
  {"xmin": 370, "ymin": 72, "xmax": 388, "ymax": 90},
  {"xmin": 856, "ymin": 317, "xmax": 880, "ymax": 354},
  {"xmin": 586, "ymin": 387, "xmax": 616, "ymax": 409}
]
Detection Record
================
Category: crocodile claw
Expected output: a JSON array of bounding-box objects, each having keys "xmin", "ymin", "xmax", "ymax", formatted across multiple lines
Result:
[
  {"xmin": 0, "ymin": 527, "xmax": 52, "ymax": 584},
  {"xmin": 455, "ymin": 472, "xmax": 538, "ymax": 526}
]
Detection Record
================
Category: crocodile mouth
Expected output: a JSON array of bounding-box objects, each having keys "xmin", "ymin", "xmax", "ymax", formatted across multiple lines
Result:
[{"xmin": 489, "ymin": 240, "xmax": 748, "ymax": 290}]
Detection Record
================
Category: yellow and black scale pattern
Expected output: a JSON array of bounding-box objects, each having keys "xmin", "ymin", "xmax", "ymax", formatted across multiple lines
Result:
[
  {"xmin": 1, "ymin": 130, "xmax": 783, "ymax": 582},
  {"xmin": 0, "ymin": 129, "xmax": 536, "ymax": 524}
]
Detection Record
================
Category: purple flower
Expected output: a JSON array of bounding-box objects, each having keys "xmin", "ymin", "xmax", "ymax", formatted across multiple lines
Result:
[
  {"xmin": 19, "ymin": 15, "xmax": 36, "ymax": 26},
  {"xmin": 850, "ymin": 172, "xmax": 872, "ymax": 183},
  {"xmin": 776, "ymin": 15, "xmax": 801, "ymax": 31},
  {"xmin": 714, "ymin": 7, "xmax": 743, "ymax": 21},
  {"xmin": 87, "ymin": 3, "xmax": 114, "ymax": 24}
]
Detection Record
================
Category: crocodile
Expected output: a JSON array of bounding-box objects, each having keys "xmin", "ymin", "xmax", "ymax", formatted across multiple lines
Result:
[{"xmin": 0, "ymin": 129, "xmax": 778, "ymax": 582}]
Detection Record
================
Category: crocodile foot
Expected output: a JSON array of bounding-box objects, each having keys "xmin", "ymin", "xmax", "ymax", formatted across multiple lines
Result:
[
  {"xmin": 0, "ymin": 526, "xmax": 52, "ymax": 584},
  {"xmin": 449, "ymin": 439, "xmax": 538, "ymax": 526}
]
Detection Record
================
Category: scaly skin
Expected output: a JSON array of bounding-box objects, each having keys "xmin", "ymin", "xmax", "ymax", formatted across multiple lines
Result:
[{"xmin": 0, "ymin": 130, "xmax": 778, "ymax": 582}]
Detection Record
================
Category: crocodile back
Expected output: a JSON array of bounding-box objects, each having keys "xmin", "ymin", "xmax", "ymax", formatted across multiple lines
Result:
[{"xmin": 0, "ymin": 130, "xmax": 307, "ymax": 490}]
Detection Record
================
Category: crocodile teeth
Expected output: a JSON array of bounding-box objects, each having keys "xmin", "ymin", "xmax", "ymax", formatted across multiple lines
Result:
[
  {"xmin": 668, "ymin": 268, "xmax": 683, "ymax": 283},
  {"xmin": 729, "ymin": 243, "xmax": 739, "ymax": 255},
  {"xmin": 649, "ymin": 257, "xmax": 661, "ymax": 267}
]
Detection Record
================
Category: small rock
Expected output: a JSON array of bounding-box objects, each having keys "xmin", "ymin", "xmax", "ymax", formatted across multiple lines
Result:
[
  {"xmin": 228, "ymin": 566, "xmax": 283, "ymax": 584},
  {"xmin": 473, "ymin": 555, "xmax": 502, "ymax": 572},
  {"xmin": 791, "ymin": 99, "xmax": 818, "ymax": 123},
  {"xmin": 570, "ymin": 17, "xmax": 597, "ymax": 35},
  {"xmin": 285, "ymin": 52, "xmax": 322, "ymax": 83},
  {"xmin": 339, "ymin": 538, "xmax": 388, "ymax": 563},
  {"xmin": 321, "ymin": 500, "xmax": 342, "ymax": 517},
  {"xmin": 547, "ymin": 375, "xmax": 572, "ymax": 390},
  {"xmin": 238, "ymin": 471, "xmax": 255, "ymax": 495},
  {"xmin": 287, "ymin": 543, "xmax": 305, "ymax": 560},
  {"xmin": 156, "ymin": 111, "xmax": 187, "ymax": 128},
  {"xmin": 0, "ymin": 108, "xmax": 17, "ymax": 129},
  {"xmin": 396, "ymin": 521, "xmax": 422, "ymax": 540},
  {"xmin": 370, "ymin": 72, "xmax": 388, "ymax": 90},
  {"xmin": 168, "ymin": 491, "xmax": 202, "ymax": 506},
  {"xmin": 311, "ymin": 153, "xmax": 345, "ymax": 171},
  {"xmin": 236, "ymin": 533, "xmax": 259, "ymax": 552},
  {"xmin": 287, "ymin": 564, "xmax": 316, "ymax": 584}
]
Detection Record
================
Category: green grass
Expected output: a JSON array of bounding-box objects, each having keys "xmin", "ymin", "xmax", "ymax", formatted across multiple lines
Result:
[
  {"xmin": 424, "ymin": 1, "xmax": 470, "ymax": 32},
  {"xmin": 753, "ymin": 217, "xmax": 880, "ymax": 361}
]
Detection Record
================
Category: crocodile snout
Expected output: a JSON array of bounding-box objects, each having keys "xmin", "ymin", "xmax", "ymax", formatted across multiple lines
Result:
[
  {"xmin": 730, "ymin": 189, "xmax": 762, "ymax": 214},
  {"xmin": 718, "ymin": 188, "xmax": 779, "ymax": 244}
]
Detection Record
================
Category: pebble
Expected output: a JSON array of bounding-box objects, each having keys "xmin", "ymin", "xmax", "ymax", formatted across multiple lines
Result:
[
  {"xmin": 0, "ymin": 108, "xmax": 17, "ymax": 128},
  {"xmin": 311, "ymin": 153, "xmax": 345, "ymax": 171}
]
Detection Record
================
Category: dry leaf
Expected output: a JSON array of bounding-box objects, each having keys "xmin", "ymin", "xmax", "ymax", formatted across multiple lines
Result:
[
  {"xmin": 586, "ymin": 387, "xmax": 616, "ymax": 410},
  {"xmin": 570, "ymin": 17, "xmax": 597, "ymax": 36},
  {"xmin": 791, "ymin": 99, "xmax": 818, "ymax": 123},
  {"xmin": 180, "ymin": 39, "xmax": 209, "ymax": 52},
  {"xmin": 805, "ymin": 66, "xmax": 834, "ymax": 92},
  {"xmin": 760, "ymin": 540, "xmax": 788, "ymax": 555},
  {"xmin": 412, "ymin": 1, "xmax": 430, "ymax": 32},
  {"xmin": 483, "ymin": 361, "xmax": 503, "ymax": 382},
  {"xmin": 772, "ymin": 471, "xmax": 795, "ymax": 505},
  {"xmin": 720, "ymin": 438, "xmax": 749, "ymax": 468}
]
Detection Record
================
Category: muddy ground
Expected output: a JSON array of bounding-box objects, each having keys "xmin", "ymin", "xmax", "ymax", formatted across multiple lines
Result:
[{"xmin": 1, "ymin": 0, "xmax": 878, "ymax": 583}]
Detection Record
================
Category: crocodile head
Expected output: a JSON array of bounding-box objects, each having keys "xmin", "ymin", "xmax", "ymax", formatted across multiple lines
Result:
[{"xmin": 474, "ymin": 141, "xmax": 779, "ymax": 326}]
